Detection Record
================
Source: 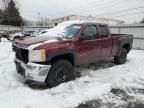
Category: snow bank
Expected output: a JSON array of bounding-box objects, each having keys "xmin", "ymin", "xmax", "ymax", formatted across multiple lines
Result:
[{"xmin": 0, "ymin": 41, "xmax": 144, "ymax": 108}]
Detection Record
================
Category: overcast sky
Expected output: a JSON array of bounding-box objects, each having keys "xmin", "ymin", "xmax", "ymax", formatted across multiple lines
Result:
[{"xmin": 18, "ymin": 0, "xmax": 144, "ymax": 24}]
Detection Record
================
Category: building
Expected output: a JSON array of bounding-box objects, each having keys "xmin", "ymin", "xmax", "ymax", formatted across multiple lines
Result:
[{"xmin": 49, "ymin": 15, "xmax": 124, "ymax": 26}]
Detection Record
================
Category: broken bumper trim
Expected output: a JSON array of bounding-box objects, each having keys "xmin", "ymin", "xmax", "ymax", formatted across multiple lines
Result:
[{"xmin": 14, "ymin": 58, "xmax": 51, "ymax": 83}]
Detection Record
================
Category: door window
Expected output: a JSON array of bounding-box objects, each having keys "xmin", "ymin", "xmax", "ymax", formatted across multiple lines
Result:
[
  {"xmin": 81, "ymin": 25, "xmax": 98, "ymax": 40},
  {"xmin": 99, "ymin": 25, "xmax": 108, "ymax": 38}
]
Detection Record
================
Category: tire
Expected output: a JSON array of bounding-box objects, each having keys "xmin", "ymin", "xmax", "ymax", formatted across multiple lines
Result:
[
  {"xmin": 6, "ymin": 36, "xmax": 10, "ymax": 40},
  {"xmin": 46, "ymin": 59, "xmax": 74, "ymax": 87},
  {"xmin": 14, "ymin": 36, "xmax": 20, "ymax": 40},
  {"xmin": 0, "ymin": 35, "xmax": 9, "ymax": 41},
  {"xmin": 114, "ymin": 48, "xmax": 128, "ymax": 64}
]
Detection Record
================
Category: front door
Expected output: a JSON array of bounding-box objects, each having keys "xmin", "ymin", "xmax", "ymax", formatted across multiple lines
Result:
[{"xmin": 76, "ymin": 25, "xmax": 100, "ymax": 65}]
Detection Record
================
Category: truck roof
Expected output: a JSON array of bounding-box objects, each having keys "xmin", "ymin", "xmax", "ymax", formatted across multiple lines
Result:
[
  {"xmin": 58, "ymin": 20, "xmax": 107, "ymax": 26},
  {"xmin": 39, "ymin": 20, "xmax": 108, "ymax": 37}
]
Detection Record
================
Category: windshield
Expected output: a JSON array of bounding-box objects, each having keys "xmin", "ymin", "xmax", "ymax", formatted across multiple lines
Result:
[
  {"xmin": 40, "ymin": 23, "xmax": 81, "ymax": 39},
  {"xmin": 62, "ymin": 24, "xmax": 81, "ymax": 39}
]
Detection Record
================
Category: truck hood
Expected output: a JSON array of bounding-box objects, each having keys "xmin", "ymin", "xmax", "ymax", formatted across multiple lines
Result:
[
  {"xmin": 13, "ymin": 36, "xmax": 63, "ymax": 49},
  {"xmin": 15, "ymin": 36, "xmax": 62, "ymax": 45}
]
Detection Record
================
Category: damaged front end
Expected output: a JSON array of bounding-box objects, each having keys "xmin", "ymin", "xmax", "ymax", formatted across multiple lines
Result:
[{"xmin": 13, "ymin": 45, "xmax": 51, "ymax": 83}]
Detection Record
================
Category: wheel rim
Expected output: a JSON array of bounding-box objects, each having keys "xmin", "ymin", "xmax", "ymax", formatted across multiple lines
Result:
[{"xmin": 55, "ymin": 68, "xmax": 68, "ymax": 83}]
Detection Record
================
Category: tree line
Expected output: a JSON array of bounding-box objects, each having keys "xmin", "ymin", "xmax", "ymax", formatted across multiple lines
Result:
[
  {"xmin": 0, "ymin": 0, "xmax": 23, "ymax": 26},
  {"xmin": 140, "ymin": 18, "xmax": 144, "ymax": 24}
]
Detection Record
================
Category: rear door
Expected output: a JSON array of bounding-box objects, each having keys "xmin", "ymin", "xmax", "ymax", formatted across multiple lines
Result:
[
  {"xmin": 76, "ymin": 24, "xmax": 101, "ymax": 65},
  {"xmin": 98, "ymin": 25, "xmax": 113, "ymax": 59}
]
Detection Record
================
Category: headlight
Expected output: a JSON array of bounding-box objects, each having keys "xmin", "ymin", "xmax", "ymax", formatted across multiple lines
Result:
[{"xmin": 29, "ymin": 50, "xmax": 46, "ymax": 62}]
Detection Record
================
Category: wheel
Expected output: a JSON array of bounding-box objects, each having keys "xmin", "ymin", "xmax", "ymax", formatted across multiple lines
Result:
[
  {"xmin": 14, "ymin": 36, "xmax": 20, "ymax": 40},
  {"xmin": 0, "ymin": 35, "xmax": 9, "ymax": 41},
  {"xmin": 114, "ymin": 48, "xmax": 128, "ymax": 64},
  {"xmin": 7, "ymin": 35, "xmax": 10, "ymax": 40},
  {"xmin": 46, "ymin": 59, "xmax": 74, "ymax": 87},
  {"xmin": 5, "ymin": 36, "xmax": 10, "ymax": 40}
]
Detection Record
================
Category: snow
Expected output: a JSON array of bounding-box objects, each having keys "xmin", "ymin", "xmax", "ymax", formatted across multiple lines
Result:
[{"xmin": 1, "ymin": 41, "xmax": 144, "ymax": 108}]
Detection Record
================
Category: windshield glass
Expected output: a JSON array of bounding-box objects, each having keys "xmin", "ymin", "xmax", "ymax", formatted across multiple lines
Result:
[
  {"xmin": 39, "ymin": 23, "xmax": 81, "ymax": 39},
  {"xmin": 62, "ymin": 24, "xmax": 81, "ymax": 39}
]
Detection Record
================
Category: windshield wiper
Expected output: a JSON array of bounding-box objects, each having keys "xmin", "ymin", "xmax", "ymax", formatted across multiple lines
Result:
[{"xmin": 57, "ymin": 33, "xmax": 65, "ymax": 38}]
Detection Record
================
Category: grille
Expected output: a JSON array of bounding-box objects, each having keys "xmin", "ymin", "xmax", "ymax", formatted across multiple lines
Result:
[{"xmin": 14, "ymin": 46, "xmax": 29, "ymax": 63}]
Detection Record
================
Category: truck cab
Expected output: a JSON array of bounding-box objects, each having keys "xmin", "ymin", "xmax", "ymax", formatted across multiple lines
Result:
[{"xmin": 76, "ymin": 23, "xmax": 113, "ymax": 65}]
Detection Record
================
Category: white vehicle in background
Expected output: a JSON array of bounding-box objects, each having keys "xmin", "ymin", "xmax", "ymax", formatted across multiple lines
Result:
[
  {"xmin": 9, "ymin": 32, "xmax": 24, "ymax": 40},
  {"xmin": 9, "ymin": 30, "xmax": 37, "ymax": 41},
  {"xmin": 33, "ymin": 29, "xmax": 49, "ymax": 36},
  {"xmin": 39, "ymin": 29, "xmax": 49, "ymax": 34},
  {"xmin": 0, "ymin": 31, "xmax": 21, "ymax": 41},
  {"xmin": 8, "ymin": 30, "xmax": 49, "ymax": 41}
]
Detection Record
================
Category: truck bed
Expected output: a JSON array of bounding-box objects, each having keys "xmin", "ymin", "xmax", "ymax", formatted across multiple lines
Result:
[{"xmin": 111, "ymin": 34, "xmax": 133, "ymax": 38}]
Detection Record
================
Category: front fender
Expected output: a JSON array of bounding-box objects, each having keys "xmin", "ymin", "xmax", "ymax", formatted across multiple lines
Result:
[{"xmin": 46, "ymin": 49, "xmax": 76, "ymax": 65}]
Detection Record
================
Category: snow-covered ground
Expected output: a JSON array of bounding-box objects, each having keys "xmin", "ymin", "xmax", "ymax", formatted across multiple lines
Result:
[{"xmin": 0, "ymin": 40, "xmax": 144, "ymax": 108}]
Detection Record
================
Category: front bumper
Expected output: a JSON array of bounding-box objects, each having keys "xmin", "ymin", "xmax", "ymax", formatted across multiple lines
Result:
[{"xmin": 14, "ymin": 58, "xmax": 51, "ymax": 83}]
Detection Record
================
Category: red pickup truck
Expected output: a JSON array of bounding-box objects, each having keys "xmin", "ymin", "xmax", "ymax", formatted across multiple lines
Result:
[{"xmin": 13, "ymin": 21, "xmax": 133, "ymax": 87}]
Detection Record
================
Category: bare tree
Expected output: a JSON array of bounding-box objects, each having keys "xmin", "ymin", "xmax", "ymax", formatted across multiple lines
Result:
[
  {"xmin": 0, "ymin": 0, "xmax": 22, "ymax": 26},
  {"xmin": 0, "ymin": 0, "xmax": 10, "ymax": 27},
  {"xmin": 1, "ymin": 0, "xmax": 10, "ymax": 10},
  {"xmin": 140, "ymin": 18, "xmax": 144, "ymax": 24},
  {"xmin": 0, "ymin": 9, "xmax": 3, "ymax": 21}
]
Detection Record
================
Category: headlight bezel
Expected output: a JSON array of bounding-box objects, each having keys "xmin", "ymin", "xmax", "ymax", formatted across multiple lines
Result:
[{"xmin": 29, "ymin": 49, "xmax": 46, "ymax": 62}]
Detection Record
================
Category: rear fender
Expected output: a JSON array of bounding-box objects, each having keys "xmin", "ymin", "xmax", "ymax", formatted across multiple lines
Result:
[{"xmin": 116, "ymin": 39, "xmax": 132, "ymax": 56}]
